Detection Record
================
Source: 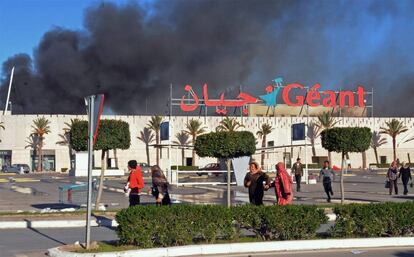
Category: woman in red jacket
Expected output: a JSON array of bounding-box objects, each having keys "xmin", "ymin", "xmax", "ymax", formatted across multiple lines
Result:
[
  {"xmin": 126, "ymin": 160, "xmax": 144, "ymax": 206},
  {"xmin": 274, "ymin": 162, "xmax": 293, "ymax": 205}
]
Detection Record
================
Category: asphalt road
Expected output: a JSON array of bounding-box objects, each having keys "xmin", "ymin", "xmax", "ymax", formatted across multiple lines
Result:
[
  {"xmin": 197, "ymin": 247, "xmax": 414, "ymax": 257},
  {"xmin": 0, "ymin": 227, "xmax": 118, "ymax": 257}
]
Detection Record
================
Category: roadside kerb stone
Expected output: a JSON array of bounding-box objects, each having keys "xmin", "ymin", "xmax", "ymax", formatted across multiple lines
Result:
[{"xmin": 48, "ymin": 237, "xmax": 414, "ymax": 257}]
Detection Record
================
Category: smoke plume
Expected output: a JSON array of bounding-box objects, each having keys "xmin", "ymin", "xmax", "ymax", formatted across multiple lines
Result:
[{"xmin": 1, "ymin": 0, "xmax": 413, "ymax": 116}]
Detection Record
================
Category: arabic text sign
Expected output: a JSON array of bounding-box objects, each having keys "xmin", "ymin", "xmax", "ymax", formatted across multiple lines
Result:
[{"xmin": 179, "ymin": 83, "xmax": 367, "ymax": 114}]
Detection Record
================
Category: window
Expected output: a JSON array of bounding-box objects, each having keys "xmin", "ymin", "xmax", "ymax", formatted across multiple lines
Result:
[
  {"xmin": 267, "ymin": 141, "xmax": 274, "ymax": 147},
  {"xmin": 380, "ymin": 156, "xmax": 387, "ymax": 164}
]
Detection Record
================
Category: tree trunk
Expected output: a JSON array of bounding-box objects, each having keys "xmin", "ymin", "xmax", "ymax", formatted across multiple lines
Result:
[
  {"xmin": 226, "ymin": 158, "xmax": 231, "ymax": 208},
  {"xmin": 37, "ymin": 138, "xmax": 43, "ymax": 172},
  {"xmin": 362, "ymin": 151, "xmax": 367, "ymax": 169},
  {"xmin": 192, "ymin": 135, "xmax": 196, "ymax": 166},
  {"xmin": 311, "ymin": 139, "xmax": 316, "ymax": 157},
  {"xmin": 181, "ymin": 148, "xmax": 185, "ymax": 166},
  {"xmin": 261, "ymin": 136, "xmax": 266, "ymax": 168},
  {"xmin": 393, "ymin": 136, "xmax": 396, "ymax": 161},
  {"xmin": 374, "ymin": 147, "xmax": 379, "ymax": 164},
  {"xmin": 340, "ymin": 152, "xmax": 345, "ymax": 204},
  {"xmin": 114, "ymin": 149, "xmax": 119, "ymax": 168},
  {"xmin": 145, "ymin": 144, "xmax": 150, "ymax": 165},
  {"xmin": 156, "ymin": 132, "xmax": 160, "ymax": 166},
  {"xmin": 95, "ymin": 150, "xmax": 107, "ymax": 210},
  {"xmin": 328, "ymin": 151, "xmax": 332, "ymax": 165},
  {"xmin": 68, "ymin": 145, "xmax": 73, "ymax": 169}
]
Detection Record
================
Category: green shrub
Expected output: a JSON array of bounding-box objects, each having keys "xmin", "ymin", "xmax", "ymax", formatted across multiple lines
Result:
[
  {"xmin": 170, "ymin": 165, "xmax": 199, "ymax": 171},
  {"xmin": 331, "ymin": 202, "xmax": 414, "ymax": 238},
  {"xmin": 232, "ymin": 205, "xmax": 327, "ymax": 240},
  {"xmin": 115, "ymin": 204, "xmax": 327, "ymax": 248}
]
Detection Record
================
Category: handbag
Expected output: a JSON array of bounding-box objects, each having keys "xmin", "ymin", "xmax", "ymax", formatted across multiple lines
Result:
[
  {"xmin": 385, "ymin": 180, "xmax": 390, "ymax": 189},
  {"xmin": 410, "ymin": 182, "xmax": 413, "ymax": 188}
]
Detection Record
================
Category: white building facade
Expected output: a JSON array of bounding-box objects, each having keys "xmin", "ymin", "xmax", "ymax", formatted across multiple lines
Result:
[{"xmin": 0, "ymin": 114, "xmax": 413, "ymax": 172}]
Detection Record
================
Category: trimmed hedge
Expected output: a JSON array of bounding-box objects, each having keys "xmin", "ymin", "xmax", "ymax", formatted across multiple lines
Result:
[
  {"xmin": 116, "ymin": 204, "xmax": 327, "ymax": 248},
  {"xmin": 331, "ymin": 202, "xmax": 414, "ymax": 238}
]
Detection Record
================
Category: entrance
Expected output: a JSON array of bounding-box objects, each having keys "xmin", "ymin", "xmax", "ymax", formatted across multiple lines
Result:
[
  {"xmin": 31, "ymin": 150, "xmax": 56, "ymax": 171},
  {"xmin": 0, "ymin": 150, "xmax": 12, "ymax": 169}
]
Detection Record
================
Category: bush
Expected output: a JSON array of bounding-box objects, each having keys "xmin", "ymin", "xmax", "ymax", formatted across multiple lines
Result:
[
  {"xmin": 331, "ymin": 202, "xmax": 414, "ymax": 238},
  {"xmin": 115, "ymin": 204, "xmax": 327, "ymax": 248},
  {"xmin": 195, "ymin": 131, "xmax": 256, "ymax": 159}
]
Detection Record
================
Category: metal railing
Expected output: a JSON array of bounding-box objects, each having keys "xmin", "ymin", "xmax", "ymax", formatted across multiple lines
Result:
[{"xmin": 58, "ymin": 182, "xmax": 97, "ymax": 205}]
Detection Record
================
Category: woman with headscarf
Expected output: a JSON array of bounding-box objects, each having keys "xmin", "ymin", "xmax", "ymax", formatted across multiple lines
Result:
[
  {"xmin": 273, "ymin": 162, "xmax": 293, "ymax": 205},
  {"xmin": 399, "ymin": 162, "xmax": 412, "ymax": 195},
  {"xmin": 244, "ymin": 161, "xmax": 270, "ymax": 205},
  {"xmin": 387, "ymin": 161, "xmax": 399, "ymax": 195},
  {"xmin": 150, "ymin": 165, "xmax": 171, "ymax": 205}
]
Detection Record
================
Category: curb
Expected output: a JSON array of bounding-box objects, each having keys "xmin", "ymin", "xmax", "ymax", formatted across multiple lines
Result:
[
  {"xmin": 0, "ymin": 219, "xmax": 118, "ymax": 229},
  {"xmin": 48, "ymin": 237, "xmax": 414, "ymax": 257},
  {"xmin": 0, "ymin": 213, "xmax": 335, "ymax": 229}
]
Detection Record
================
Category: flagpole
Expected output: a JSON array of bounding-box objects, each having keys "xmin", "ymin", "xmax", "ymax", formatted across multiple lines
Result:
[
  {"xmin": 85, "ymin": 95, "xmax": 95, "ymax": 249},
  {"xmin": 4, "ymin": 67, "xmax": 14, "ymax": 115}
]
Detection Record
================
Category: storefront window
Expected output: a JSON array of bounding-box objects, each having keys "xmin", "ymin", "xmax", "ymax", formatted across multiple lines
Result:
[
  {"xmin": 0, "ymin": 150, "xmax": 12, "ymax": 169},
  {"xmin": 31, "ymin": 150, "xmax": 56, "ymax": 171}
]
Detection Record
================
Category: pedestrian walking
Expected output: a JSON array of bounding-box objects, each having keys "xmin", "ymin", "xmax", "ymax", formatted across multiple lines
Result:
[
  {"xmin": 319, "ymin": 160, "xmax": 334, "ymax": 203},
  {"xmin": 399, "ymin": 162, "xmax": 412, "ymax": 195},
  {"xmin": 387, "ymin": 161, "xmax": 399, "ymax": 195},
  {"xmin": 244, "ymin": 161, "xmax": 270, "ymax": 205},
  {"xmin": 291, "ymin": 158, "xmax": 303, "ymax": 192},
  {"xmin": 273, "ymin": 162, "xmax": 293, "ymax": 205},
  {"xmin": 125, "ymin": 160, "xmax": 144, "ymax": 207},
  {"xmin": 150, "ymin": 165, "xmax": 171, "ymax": 205}
]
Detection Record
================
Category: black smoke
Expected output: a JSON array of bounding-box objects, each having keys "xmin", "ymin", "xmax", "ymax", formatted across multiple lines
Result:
[{"xmin": 1, "ymin": 0, "xmax": 414, "ymax": 116}]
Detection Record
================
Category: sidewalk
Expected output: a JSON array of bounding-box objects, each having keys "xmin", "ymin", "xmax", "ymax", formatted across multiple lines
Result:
[{"xmin": 0, "ymin": 212, "xmax": 118, "ymax": 229}]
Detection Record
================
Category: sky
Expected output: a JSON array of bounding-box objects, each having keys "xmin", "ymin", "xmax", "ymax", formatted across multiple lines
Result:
[
  {"xmin": 1, "ymin": 0, "xmax": 414, "ymax": 116},
  {"xmin": 0, "ymin": 0, "xmax": 133, "ymax": 66}
]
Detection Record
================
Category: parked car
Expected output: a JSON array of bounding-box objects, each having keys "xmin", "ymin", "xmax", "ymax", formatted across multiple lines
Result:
[
  {"xmin": 138, "ymin": 162, "xmax": 151, "ymax": 173},
  {"xmin": 197, "ymin": 163, "xmax": 220, "ymax": 176},
  {"xmin": 2, "ymin": 164, "xmax": 30, "ymax": 174}
]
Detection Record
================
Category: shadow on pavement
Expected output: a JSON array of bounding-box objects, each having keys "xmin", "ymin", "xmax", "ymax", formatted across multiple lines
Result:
[
  {"xmin": 25, "ymin": 223, "xmax": 66, "ymax": 245},
  {"xmin": 394, "ymin": 251, "xmax": 414, "ymax": 257},
  {"xmin": 31, "ymin": 203, "xmax": 80, "ymax": 210}
]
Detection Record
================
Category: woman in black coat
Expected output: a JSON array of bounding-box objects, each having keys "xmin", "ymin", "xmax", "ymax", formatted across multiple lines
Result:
[{"xmin": 399, "ymin": 162, "xmax": 412, "ymax": 195}]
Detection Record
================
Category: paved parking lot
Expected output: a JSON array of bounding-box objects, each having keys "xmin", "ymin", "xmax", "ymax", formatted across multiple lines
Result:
[{"xmin": 0, "ymin": 170, "xmax": 412, "ymax": 212}]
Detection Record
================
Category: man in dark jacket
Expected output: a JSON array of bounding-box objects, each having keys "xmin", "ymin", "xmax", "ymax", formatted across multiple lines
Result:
[
  {"xmin": 399, "ymin": 162, "xmax": 412, "ymax": 195},
  {"xmin": 291, "ymin": 158, "xmax": 303, "ymax": 192}
]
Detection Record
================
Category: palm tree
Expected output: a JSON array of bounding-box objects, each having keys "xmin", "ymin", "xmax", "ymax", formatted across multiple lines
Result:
[
  {"xmin": 380, "ymin": 119, "xmax": 408, "ymax": 161},
  {"xmin": 173, "ymin": 131, "xmax": 190, "ymax": 166},
  {"xmin": 31, "ymin": 117, "xmax": 51, "ymax": 172},
  {"xmin": 56, "ymin": 118, "xmax": 79, "ymax": 169},
  {"xmin": 317, "ymin": 112, "xmax": 338, "ymax": 163},
  {"xmin": 256, "ymin": 123, "xmax": 273, "ymax": 167},
  {"xmin": 147, "ymin": 115, "xmax": 163, "ymax": 166},
  {"xmin": 185, "ymin": 119, "xmax": 206, "ymax": 166},
  {"xmin": 138, "ymin": 127, "xmax": 155, "ymax": 165},
  {"xmin": 307, "ymin": 122, "xmax": 320, "ymax": 157},
  {"xmin": 216, "ymin": 117, "xmax": 244, "ymax": 132},
  {"xmin": 26, "ymin": 134, "xmax": 39, "ymax": 170},
  {"xmin": 370, "ymin": 131, "xmax": 387, "ymax": 164},
  {"xmin": 0, "ymin": 121, "xmax": 5, "ymax": 142}
]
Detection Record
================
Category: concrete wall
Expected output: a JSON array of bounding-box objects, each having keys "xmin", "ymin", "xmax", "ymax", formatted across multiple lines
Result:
[{"xmin": 0, "ymin": 114, "xmax": 413, "ymax": 171}]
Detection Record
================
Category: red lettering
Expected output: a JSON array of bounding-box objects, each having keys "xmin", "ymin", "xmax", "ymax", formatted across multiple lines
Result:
[
  {"xmin": 306, "ymin": 84, "xmax": 321, "ymax": 107},
  {"xmin": 357, "ymin": 86, "xmax": 366, "ymax": 107},
  {"xmin": 282, "ymin": 83, "xmax": 305, "ymax": 106},
  {"xmin": 322, "ymin": 90, "xmax": 336, "ymax": 107},
  {"xmin": 339, "ymin": 91, "xmax": 355, "ymax": 108}
]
